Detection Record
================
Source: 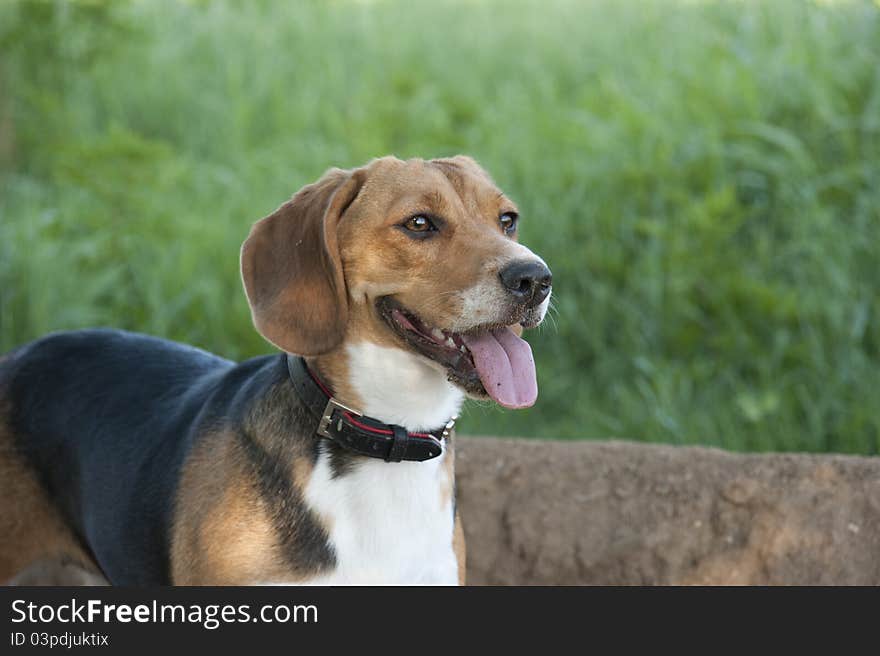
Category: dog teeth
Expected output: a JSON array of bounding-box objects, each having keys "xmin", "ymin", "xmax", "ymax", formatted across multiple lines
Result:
[
  {"xmin": 445, "ymin": 337, "xmax": 456, "ymax": 348},
  {"xmin": 431, "ymin": 328, "xmax": 445, "ymax": 342}
]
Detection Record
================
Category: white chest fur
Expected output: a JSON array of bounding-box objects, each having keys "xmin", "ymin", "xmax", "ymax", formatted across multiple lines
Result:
[
  {"xmin": 300, "ymin": 441, "xmax": 458, "ymax": 585},
  {"xmin": 300, "ymin": 342, "xmax": 463, "ymax": 585}
]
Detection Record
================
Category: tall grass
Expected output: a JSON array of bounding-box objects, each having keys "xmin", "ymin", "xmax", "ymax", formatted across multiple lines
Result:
[{"xmin": 1, "ymin": 0, "xmax": 878, "ymax": 453}]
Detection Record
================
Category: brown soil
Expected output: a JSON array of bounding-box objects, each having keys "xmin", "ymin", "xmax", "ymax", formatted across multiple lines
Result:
[{"xmin": 456, "ymin": 437, "xmax": 880, "ymax": 585}]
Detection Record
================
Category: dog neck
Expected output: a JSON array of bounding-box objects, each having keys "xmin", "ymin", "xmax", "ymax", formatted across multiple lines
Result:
[{"xmin": 307, "ymin": 341, "xmax": 465, "ymax": 433}]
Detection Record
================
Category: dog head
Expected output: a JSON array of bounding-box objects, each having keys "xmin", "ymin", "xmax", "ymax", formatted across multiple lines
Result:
[{"xmin": 241, "ymin": 155, "xmax": 551, "ymax": 409}]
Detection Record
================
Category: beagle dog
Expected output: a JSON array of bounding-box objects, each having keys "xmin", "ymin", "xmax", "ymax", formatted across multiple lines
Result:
[{"xmin": 0, "ymin": 155, "xmax": 552, "ymax": 585}]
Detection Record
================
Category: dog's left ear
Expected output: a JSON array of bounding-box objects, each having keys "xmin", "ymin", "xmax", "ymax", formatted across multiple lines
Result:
[{"xmin": 241, "ymin": 167, "xmax": 364, "ymax": 356}]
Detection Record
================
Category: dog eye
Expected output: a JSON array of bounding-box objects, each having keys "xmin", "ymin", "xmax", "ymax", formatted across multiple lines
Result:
[
  {"xmin": 500, "ymin": 212, "xmax": 518, "ymax": 235},
  {"xmin": 402, "ymin": 215, "xmax": 437, "ymax": 234}
]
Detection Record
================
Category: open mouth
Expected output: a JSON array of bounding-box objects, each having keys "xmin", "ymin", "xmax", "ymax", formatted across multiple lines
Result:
[{"xmin": 377, "ymin": 297, "xmax": 538, "ymax": 409}]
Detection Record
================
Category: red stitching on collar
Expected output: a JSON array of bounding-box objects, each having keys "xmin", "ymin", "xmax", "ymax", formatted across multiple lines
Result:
[{"xmin": 343, "ymin": 411, "xmax": 435, "ymax": 441}]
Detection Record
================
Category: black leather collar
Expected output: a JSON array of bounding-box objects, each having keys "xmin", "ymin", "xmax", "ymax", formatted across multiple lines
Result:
[{"xmin": 286, "ymin": 355, "xmax": 454, "ymax": 462}]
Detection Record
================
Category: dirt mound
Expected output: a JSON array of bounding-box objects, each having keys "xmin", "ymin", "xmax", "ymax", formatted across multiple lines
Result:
[{"xmin": 456, "ymin": 437, "xmax": 880, "ymax": 585}]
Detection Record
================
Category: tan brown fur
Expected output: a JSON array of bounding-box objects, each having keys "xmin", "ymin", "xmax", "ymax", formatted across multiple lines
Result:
[
  {"xmin": 440, "ymin": 433, "xmax": 456, "ymax": 510},
  {"xmin": 171, "ymin": 431, "xmax": 283, "ymax": 585},
  {"xmin": 171, "ymin": 380, "xmax": 332, "ymax": 585},
  {"xmin": 446, "ymin": 433, "xmax": 465, "ymax": 585},
  {"xmin": 0, "ymin": 400, "xmax": 102, "ymax": 584},
  {"xmin": 454, "ymin": 514, "xmax": 466, "ymax": 586}
]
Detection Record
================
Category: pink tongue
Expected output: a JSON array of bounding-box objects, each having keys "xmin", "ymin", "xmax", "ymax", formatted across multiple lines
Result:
[{"xmin": 461, "ymin": 327, "xmax": 538, "ymax": 409}]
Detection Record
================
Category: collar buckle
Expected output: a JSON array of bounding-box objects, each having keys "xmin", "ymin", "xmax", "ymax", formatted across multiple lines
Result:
[{"xmin": 317, "ymin": 397, "xmax": 361, "ymax": 439}]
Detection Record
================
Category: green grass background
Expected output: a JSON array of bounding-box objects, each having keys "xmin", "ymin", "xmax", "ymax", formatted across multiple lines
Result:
[{"xmin": 1, "ymin": 0, "xmax": 878, "ymax": 453}]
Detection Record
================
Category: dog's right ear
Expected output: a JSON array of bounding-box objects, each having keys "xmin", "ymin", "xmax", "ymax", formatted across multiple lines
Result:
[{"xmin": 241, "ymin": 167, "xmax": 364, "ymax": 356}]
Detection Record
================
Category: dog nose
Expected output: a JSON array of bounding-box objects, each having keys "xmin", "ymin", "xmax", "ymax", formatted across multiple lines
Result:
[{"xmin": 499, "ymin": 260, "xmax": 552, "ymax": 308}]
